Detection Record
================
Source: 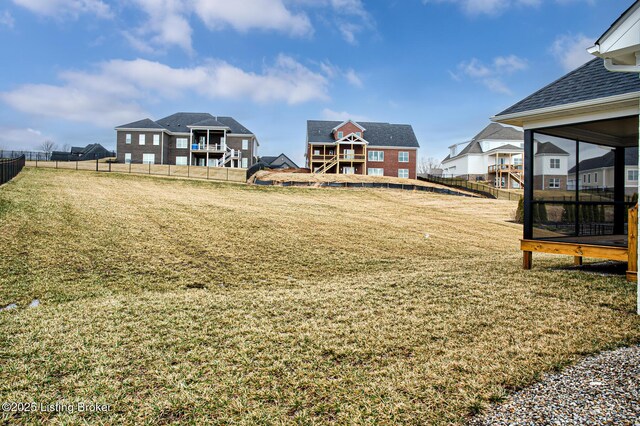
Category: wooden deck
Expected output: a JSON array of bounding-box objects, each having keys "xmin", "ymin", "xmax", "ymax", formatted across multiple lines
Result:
[{"xmin": 522, "ymin": 205, "xmax": 637, "ymax": 281}]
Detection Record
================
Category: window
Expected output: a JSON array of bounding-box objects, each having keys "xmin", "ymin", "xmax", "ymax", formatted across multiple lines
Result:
[
  {"xmin": 549, "ymin": 178, "xmax": 560, "ymax": 189},
  {"xmin": 398, "ymin": 152, "xmax": 409, "ymax": 163},
  {"xmin": 175, "ymin": 156, "xmax": 188, "ymax": 166},
  {"xmin": 241, "ymin": 158, "xmax": 248, "ymax": 168},
  {"xmin": 368, "ymin": 151, "xmax": 384, "ymax": 162},
  {"xmin": 176, "ymin": 138, "xmax": 188, "ymax": 149},
  {"xmin": 514, "ymin": 157, "xmax": 523, "ymax": 166},
  {"xmin": 139, "ymin": 134, "xmax": 146, "ymax": 145},
  {"xmin": 313, "ymin": 149, "xmax": 320, "ymax": 156},
  {"xmin": 356, "ymin": 132, "xmax": 362, "ymax": 137},
  {"xmin": 124, "ymin": 153, "xmax": 131, "ymax": 164},
  {"xmin": 242, "ymin": 139, "xmax": 249, "ymax": 150},
  {"xmin": 628, "ymin": 169, "xmax": 639, "ymax": 181},
  {"xmin": 583, "ymin": 174, "xmax": 587, "ymax": 183},
  {"xmin": 368, "ymin": 168, "xmax": 383, "ymax": 176},
  {"xmin": 594, "ymin": 173, "xmax": 598, "ymax": 183},
  {"xmin": 398, "ymin": 169, "xmax": 409, "ymax": 179},
  {"xmin": 343, "ymin": 149, "xmax": 355, "ymax": 160},
  {"xmin": 550, "ymin": 158, "xmax": 560, "ymax": 169},
  {"xmin": 142, "ymin": 153, "xmax": 155, "ymax": 164},
  {"xmin": 153, "ymin": 134, "xmax": 160, "ymax": 146},
  {"xmin": 337, "ymin": 131, "xmax": 343, "ymax": 139},
  {"xmin": 342, "ymin": 167, "xmax": 355, "ymax": 174},
  {"xmin": 587, "ymin": 174, "xmax": 591, "ymax": 184},
  {"xmin": 125, "ymin": 134, "xmax": 131, "ymax": 144}
]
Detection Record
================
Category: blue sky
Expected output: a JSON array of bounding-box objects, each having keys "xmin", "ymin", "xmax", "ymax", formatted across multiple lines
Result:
[{"xmin": 0, "ymin": 0, "xmax": 631, "ymax": 166}]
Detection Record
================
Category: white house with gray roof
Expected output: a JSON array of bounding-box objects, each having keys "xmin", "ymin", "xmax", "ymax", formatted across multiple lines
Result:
[
  {"xmin": 441, "ymin": 123, "xmax": 525, "ymax": 189},
  {"xmin": 115, "ymin": 112, "xmax": 258, "ymax": 168}
]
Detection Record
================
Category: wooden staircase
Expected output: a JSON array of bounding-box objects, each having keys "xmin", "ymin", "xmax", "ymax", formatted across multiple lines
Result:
[{"xmin": 315, "ymin": 155, "xmax": 338, "ymax": 174}]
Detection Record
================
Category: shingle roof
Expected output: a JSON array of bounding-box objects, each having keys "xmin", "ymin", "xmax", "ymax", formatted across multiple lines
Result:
[
  {"xmin": 115, "ymin": 118, "xmax": 164, "ymax": 130},
  {"xmin": 536, "ymin": 142, "xmax": 569, "ymax": 155},
  {"xmin": 190, "ymin": 118, "xmax": 229, "ymax": 128},
  {"xmin": 496, "ymin": 59, "xmax": 640, "ymax": 117},
  {"xmin": 568, "ymin": 147, "xmax": 638, "ymax": 173},
  {"xmin": 472, "ymin": 123, "xmax": 524, "ymax": 141},
  {"xmin": 116, "ymin": 113, "xmax": 254, "ymax": 135},
  {"xmin": 307, "ymin": 120, "xmax": 419, "ymax": 148},
  {"xmin": 445, "ymin": 123, "xmax": 523, "ymax": 161}
]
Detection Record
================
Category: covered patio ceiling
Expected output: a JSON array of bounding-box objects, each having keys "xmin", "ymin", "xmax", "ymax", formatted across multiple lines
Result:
[{"xmin": 533, "ymin": 115, "xmax": 639, "ymax": 148}]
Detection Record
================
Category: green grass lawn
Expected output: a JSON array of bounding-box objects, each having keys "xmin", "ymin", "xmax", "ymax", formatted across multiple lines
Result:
[{"xmin": 0, "ymin": 168, "xmax": 638, "ymax": 424}]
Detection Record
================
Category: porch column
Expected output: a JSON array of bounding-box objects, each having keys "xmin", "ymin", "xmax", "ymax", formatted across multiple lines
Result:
[
  {"xmin": 523, "ymin": 130, "xmax": 534, "ymax": 240},
  {"xmin": 614, "ymin": 147, "xmax": 625, "ymax": 235},
  {"xmin": 189, "ymin": 129, "xmax": 193, "ymax": 166}
]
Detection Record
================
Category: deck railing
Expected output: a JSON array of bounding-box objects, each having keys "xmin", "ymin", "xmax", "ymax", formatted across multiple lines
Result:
[{"xmin": 488, "ymin": 164, "xmax": 523, "ymax": 173}]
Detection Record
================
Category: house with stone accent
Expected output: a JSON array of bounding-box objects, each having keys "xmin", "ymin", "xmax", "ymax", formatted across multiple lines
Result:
[
  {"xmin": 306, "ymin": 119, "xmax": 419, "ymax": 179},
  {"xmin": 115, "ymin": 112, "xmax": 258, "ymax": 168}
]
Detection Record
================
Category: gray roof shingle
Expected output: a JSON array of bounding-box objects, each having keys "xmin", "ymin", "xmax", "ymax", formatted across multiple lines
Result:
[
  {"xmin": 445, "ymin": 123, "xmax": 523, "ymax": 161},
  {"xmin": 307, "ymin": 120, "xmax": 419, "ymax": 148},
  {"xmin": 568, "ymin": 147, "xmax": 638, "ymax": 173},
  {"xmin": 115, "ymin": 118, "xmax": 164, "ymax": 130},
  {"xmin": 117, "ymin": 113, "xmax": 254, "ymax": 135},
  {"xmin": 536, "ymin": 142, "xmax": 569, "ymax": 155},
  {"xmin": 496, "ymin": 59, "xmax": 640, "ymax": 117}
]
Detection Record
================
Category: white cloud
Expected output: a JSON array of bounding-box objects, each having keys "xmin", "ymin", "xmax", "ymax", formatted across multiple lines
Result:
[
  {"xmin": 289, "ymin": 0, "xmax": 373, "ymax": 44},
  {"xmin": 421, "ymin": 0, "xmax": 597, "ymax": 16},
  {"xmin": 550, "ymin": 33, "xmax": 594, "ymax": 71},
  {"xmin": 493, "ymin": 55, "xmax": 528, "ymax": 74},
  {"xmin": 452, "ymin": 54, "xmax": 528, "ymax": 95},
  {"xmin": 321, "ymin": 108, "xmax": 369, "ymax": 122},
  {"xmin": 344, "ymin": 69, "xmax": 363, "ymax": 88},
  {"xmin": 0, "ymin": 127, "xmax": 54, "ymax": 151},
  {"xmin": 0, "ymin": 10, "xmax": 15, "ymax": 28},
  {"xmin": 1, "ymin": 56, "xmax": 330, "ymax": 127},
  {"xmin": 11, "ymin": 0, "xmax": 112, "ymax": 19},
  {"xmin": 192, "ymin": 0, "xmax": 312, "ymax": 36}
]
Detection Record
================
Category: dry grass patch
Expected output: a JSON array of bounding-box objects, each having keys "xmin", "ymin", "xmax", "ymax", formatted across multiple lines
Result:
[{"xmin": 0, "ymin": 168, "xmax": 638, "ymax": 424}]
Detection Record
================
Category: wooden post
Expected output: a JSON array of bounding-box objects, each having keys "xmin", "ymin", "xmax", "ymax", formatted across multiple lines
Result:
[
  {"xmin": 574, "ymin": 256, "xmax": 583, "ymax": 266},
  {"xmin": 627, "ymin": 204, "xmax": 637, "ymax": 282},
  {"xmin": 523, "ymin": 251, "xmax": 532, "ymax": 270}
]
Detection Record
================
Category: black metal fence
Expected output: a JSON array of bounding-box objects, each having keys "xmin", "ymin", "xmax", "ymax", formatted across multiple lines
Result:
[
  {"xmin": 0, "ymin": 150, "xmax": 50, "ymax": 161},
  {"xmin": 418, "ymin": 174, "xmax": 523, "ymax": 201},
  {"xmin": 0, "ymin": 155, "xmax": 26, "ymax": 185}
]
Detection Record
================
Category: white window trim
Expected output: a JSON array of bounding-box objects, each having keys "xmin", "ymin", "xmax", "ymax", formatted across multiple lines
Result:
[
  {"xmin": 368, "ymin": 151, "xmax": 384, "ymax": 162},
  {"xmin": 398, "ymin": 169, "xmax": 409, "ymax": 178},
  {"xmin": 153, "ymin": 134, "xmax": 160, "ymax": 146},
  {"xmin": 175, "ymin": 156, "xmax": 188, "ymax": 166},
  {"xmin": 367, "ymin": 168, "xmax": 384, "ymax": 176},
  {"xmin": 241, "ymin": 158, "xmax": 248, "ymax": 168},
  {"xmin": 142, "ymin": 153, "xmax": 155, "ymax": 164},
  {"xmin": 124, "ymin": 153, "xmax": 132, "ymax": 164},
  {"xmin": 242, "ymin": 139, "xmax": 249, "ymax": 150},
  {"xmin": 398, "ymin": 152, "xmax": 409, "ymax": 163},
  {"xmin": 139, "ymin": 134, "xmax": 146, "ymax": 145},
  {"xmin": 176, "ymin": 138, "xmax": 188, "ymax": 149},
  {"xmin": 125, "ymin": 134, "xmax": 132, "ymax": 144}
]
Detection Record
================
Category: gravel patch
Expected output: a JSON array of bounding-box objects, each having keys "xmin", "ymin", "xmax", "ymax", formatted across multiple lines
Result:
[{"xmin": 470, "ymin": 345, "xmax": 640, "ymax": 425}]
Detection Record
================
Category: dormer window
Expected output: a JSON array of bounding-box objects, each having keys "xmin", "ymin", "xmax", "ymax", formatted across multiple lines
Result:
[
  {"xmin": 356, "ymin": 132, "xmax": 362, "ymax": 137},
  {"xmin": 337, "ymin": 131, "xmax": 343, "ymax": 139}
]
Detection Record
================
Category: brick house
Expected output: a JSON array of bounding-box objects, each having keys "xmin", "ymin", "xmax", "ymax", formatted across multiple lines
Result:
[
  {"xmin": 306, "ymin": 120, "xmax": 420, "ymax": 179},
  {"xmin": 115, "ymin": 112, "xmax": 258, "ymax": 168}
]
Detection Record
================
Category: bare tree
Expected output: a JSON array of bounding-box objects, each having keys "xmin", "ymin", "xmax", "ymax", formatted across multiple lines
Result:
[
  {"xmin": 39, "ymin": 140, "xmax": 57, "ymax": 160},
  {"xmin": 61, "ymin": 143, "xmax": 71, "ymax": 152},
  {"xmin": 417, "ymin": 156, "xmax": 442, "ymax": 175}
]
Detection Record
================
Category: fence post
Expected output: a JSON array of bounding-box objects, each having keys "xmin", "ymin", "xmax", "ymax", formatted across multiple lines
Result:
[
  {"xmin": 96, "ymin": 159, "xmax": 99, "ymax": 172},
  {"xmin": 149, "ymin": 162, "xmax": 151, "ymax": 174},
  {"xmin": 56, "ymin": 161, "xmax": 58, "ymax": 169},
  {"xmin": 168, "ymin": 164, "xmax": 170, "ymax": 176},
  {"xmin": 109, "ymin": 162, "xmax": 111, "ymax": 173},
  {"xmin": 188, "ymin": 165, "xmax": 190, "ymax": 177},
  {"xmin": 129, "ymin": 162, "xmax": 132, "ymax": 174},
  {"xmin": 76, "ymin": 161, "xmax": 78, "ymax": 171},
  {"xmin": 226, "ymin": 168, "xmax": 229, "ymax": 181},
  {"xmin": 207, "ymin": 166, "xmax": 209, "ymax": 180}
]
